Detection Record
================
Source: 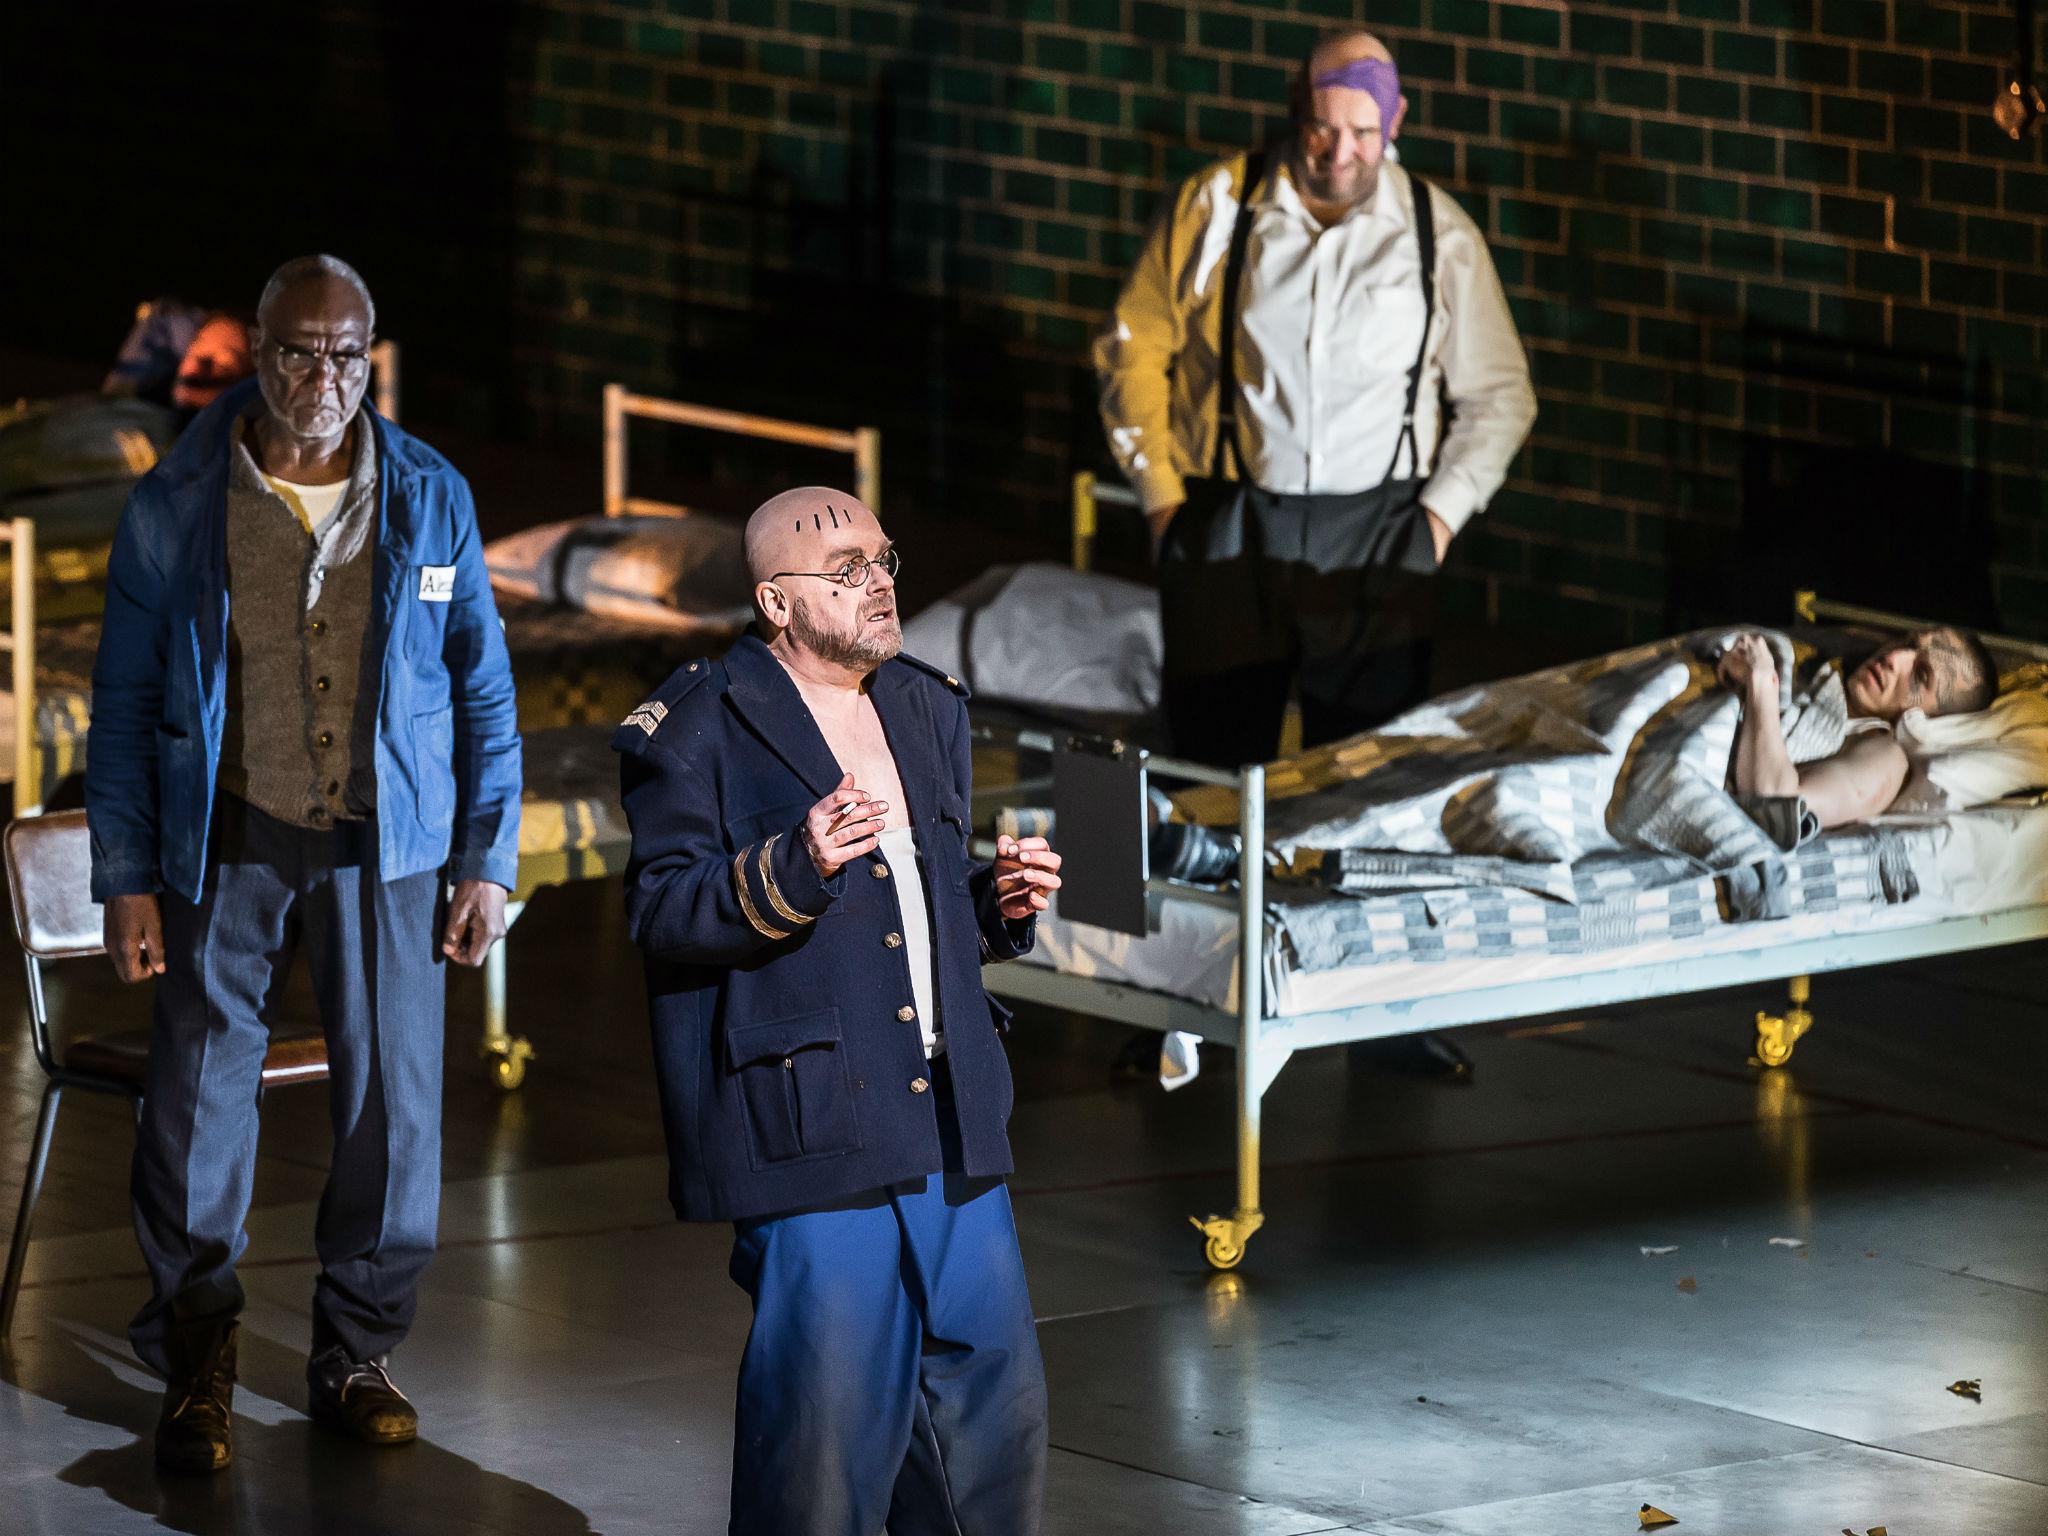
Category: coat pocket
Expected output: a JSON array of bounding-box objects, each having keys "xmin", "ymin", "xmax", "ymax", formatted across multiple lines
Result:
[{"xmin": 724, "ymin": 1007, "xmax": 862, "ymax": 1167}]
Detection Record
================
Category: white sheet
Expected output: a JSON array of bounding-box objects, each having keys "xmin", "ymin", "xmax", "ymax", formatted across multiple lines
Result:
[{"xmin": 1017, "ymin": 802, "xmax": 2048, "ymax": 1019}]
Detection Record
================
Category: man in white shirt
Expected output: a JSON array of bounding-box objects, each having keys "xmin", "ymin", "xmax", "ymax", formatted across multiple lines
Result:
[{"xmin": 1095, "ymin": 29, "xmax": 1536, "ymax": 767}]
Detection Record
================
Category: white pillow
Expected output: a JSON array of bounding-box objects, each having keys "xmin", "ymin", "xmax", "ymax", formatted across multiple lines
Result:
[
  {"xmin": 900, "ymin": 562, "xmax": 1161, "ymax": 719},
  {"xmin": 1894, "ymin": 675, "xmax": 2048, "ymax": 809}
]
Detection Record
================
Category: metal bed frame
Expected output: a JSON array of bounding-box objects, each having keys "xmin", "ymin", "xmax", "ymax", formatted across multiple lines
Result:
[
  {"xmin": 976, "ymin": 472, "xmax": 2048, "ymax": 1271},
  {"xmin": 477, "ymin": 385, "xmax": 880, "ymax": 1087}
]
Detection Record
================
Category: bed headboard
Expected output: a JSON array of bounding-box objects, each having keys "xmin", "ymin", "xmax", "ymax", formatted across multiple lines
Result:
[
  {"xmin": 1796, "ymin": 590, "xmax": 2048, "ymax": 673},
  {"xmin": 601, "ymin": 385, "xmax": 881, "ymax": 519}
]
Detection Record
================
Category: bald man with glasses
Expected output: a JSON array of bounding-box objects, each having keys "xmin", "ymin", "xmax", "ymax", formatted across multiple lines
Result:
[{"xmin": 616, "ymin": 486, "xmax": 1061, "ymax": 1535}]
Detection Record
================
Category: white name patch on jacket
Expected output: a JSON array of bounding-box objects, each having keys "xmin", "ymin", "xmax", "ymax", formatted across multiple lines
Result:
[{"xmin": 418, "ymin": 565, "xmax": 456, "ymax": 601}]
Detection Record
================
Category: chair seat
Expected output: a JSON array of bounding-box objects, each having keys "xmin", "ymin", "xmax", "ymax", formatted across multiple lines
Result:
[{"xmin": 63, "ymin": 1030, "xmax": 330, "ymax": 1089}]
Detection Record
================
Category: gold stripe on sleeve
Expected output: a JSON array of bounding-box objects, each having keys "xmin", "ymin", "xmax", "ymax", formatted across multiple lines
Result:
[
  {"xmin": 758, "ymin": 834, "xmax": 814, "ymax": 928},
  {"xmin": 732, "ymin": 846, "xmax": 790, "ymax": 940}
]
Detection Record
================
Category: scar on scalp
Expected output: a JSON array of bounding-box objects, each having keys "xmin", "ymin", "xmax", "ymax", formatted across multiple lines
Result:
[{"xmin": 829, "ymin": 506, "xmax": 840, "ymax": 528}]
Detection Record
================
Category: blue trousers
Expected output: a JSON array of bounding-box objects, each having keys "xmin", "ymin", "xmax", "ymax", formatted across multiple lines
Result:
[
  {"xmin": 728, "ymin": 1168, "xmax": 1048, "ymax": 1536},
  {"xmin": 128, "ymin": 795, "xmax": 445, "ymax": 1374}
]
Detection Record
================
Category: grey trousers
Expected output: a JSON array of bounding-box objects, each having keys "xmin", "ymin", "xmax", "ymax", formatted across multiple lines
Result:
[{"xmin": 129, "ymin": 794, "xmax": 445, "ymax": 1375}]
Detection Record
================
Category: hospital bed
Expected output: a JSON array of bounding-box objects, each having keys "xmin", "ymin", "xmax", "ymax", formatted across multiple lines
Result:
[{"xmin": 970, "ymin": 474, "xmax": 2048, "ymax": 1270}]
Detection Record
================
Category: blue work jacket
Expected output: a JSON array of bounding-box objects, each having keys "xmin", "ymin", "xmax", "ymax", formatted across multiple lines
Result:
[
  {"xmin": 85, "ymin": 378, "xmax": 522, "ymax": 902},
  {"xmin": 615, "ymin": 634, "xmax": 1034, "ymax": 1223}
]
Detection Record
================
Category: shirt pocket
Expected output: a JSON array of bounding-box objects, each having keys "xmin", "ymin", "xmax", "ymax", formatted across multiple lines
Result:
[
  {"xmin": 724, "ymin": 1007, "xmax": 863, "ymax": 1168},
  {"xmin": 1327, "ymin": 281, "xmax": 1430, "ymax": 383},
  {"xmin": 404, "ymin": 560, "xmax": 457, "ymax": 660}
]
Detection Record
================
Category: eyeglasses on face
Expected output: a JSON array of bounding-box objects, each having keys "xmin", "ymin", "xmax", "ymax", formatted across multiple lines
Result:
[
  {"xmin": 270, "ymin": 339, "xmax": 373, "ymax": 378},
  {"xmin": 770, "ymin": 545, "xmax": 900, "ymax": 589}
]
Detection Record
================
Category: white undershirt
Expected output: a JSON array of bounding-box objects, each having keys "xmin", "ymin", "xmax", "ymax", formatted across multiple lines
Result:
[
  {"xmin": 262, "ymin": 473, "xmax": 348, "ymax": 535},
  {"xmin": 878, "ymin": 828, "xmax": 942, "ymax": 1058}
]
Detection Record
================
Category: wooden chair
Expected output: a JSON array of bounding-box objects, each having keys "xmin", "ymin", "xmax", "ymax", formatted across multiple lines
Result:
[{"xmin": 1, "ymin": 809, "xmax": 327, "ymax": 1337}]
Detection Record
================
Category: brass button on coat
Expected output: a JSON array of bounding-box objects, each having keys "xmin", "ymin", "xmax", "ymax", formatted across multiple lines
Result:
[
  {"xmin": 884, "ymin": 932, "xmax": 903, "ymax": 948},
  {"xmin": 871, "ymin": 863, "xmax": 890, "ymax": 880},
  {"xmin": 909, "ymin": 1077, "xmax": 929, "ymax": 1094},
  {"xmin": 897, "ymin": 1006, "xmax": 916, "ymax": 1023}
]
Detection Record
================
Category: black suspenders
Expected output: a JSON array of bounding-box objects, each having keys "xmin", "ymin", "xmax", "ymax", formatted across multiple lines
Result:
[
  {"xmin": 1386, "ymin": 174, "xmax": 1439, "ymax": 485},
  {"xmin": 1211, "ymin": 149, "xmax": 1268, "ymax": 481},
  {"xmin": 1212, "ymin": 153, "xmax": 1442, "ymax": 487}
]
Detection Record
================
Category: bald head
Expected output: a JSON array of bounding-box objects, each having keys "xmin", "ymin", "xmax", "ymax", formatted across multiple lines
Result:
[
  {"xmin": 1306, "ymin": 28, "xmax": 1393, "ymax": 77},
  {"xmin": 745, "ymin": 486, "xmax": 885, "ymax": 584},
  {"xmin": 745, "ymin": 486, "xmax": 902, "ymax": 673}
]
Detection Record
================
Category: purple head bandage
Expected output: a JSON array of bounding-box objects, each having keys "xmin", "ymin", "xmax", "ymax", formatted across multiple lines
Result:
[{"xmin": 1311, "ymin": 57, "xmax": 1401, "ymax": 137}]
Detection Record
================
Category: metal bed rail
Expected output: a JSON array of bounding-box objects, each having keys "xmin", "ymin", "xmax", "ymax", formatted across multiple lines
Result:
[
  {"xmin": 1, "ymin": 517, "xmax": 39, "ymax": 817},
  {"xmin": 1795, "ymin": 589, "xmax": 2048, "ymax": 667},
  {"xmin": 602, "ymin": 385, "xmax": 881, "ymax": 520}
]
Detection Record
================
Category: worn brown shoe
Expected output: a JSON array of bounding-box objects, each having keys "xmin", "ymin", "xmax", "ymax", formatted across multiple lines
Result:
[
  {"xmin": 307, "ymin": 1347, "xmax": 418, "ymax": 1445},
  {"xmin": 155, "ymin": 1322, "xmax": 237, "ymax": 1475}
]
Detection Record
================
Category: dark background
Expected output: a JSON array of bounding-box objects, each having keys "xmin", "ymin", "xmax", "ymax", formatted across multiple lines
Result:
[{"xmin": 5, "ymin": 0, "xmax": 2045, "ymax": 646}]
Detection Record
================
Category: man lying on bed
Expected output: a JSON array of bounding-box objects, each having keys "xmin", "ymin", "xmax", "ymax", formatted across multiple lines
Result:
[{"xmin": 1718, "ymin": 626, "xmax": 1998, "ymax": 829}]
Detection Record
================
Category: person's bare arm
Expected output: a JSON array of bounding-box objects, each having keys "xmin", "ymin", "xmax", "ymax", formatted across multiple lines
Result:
[
  {"xmin": 1722, "ymin": 634, "xmax": 1909, "ymax": 828},
  {"xmin": 1794, "ymin": 732, "xmax": 1910, "ymax": 829},
  {"xmin": 1723, "ymin": 636, "xmax": 1797, "ymax": 797}
]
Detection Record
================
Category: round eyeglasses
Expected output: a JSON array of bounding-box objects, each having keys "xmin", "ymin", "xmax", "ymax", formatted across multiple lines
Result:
[{"xmin": 770, "ymin": 546, "xmax": 900, "ymax": 589}]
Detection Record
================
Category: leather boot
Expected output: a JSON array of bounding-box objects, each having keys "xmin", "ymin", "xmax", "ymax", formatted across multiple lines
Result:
[
  {"xmin": 154, "ymin": 1319, "xmax": 237, "ymax": 1475},
  {"xmin": 307, "ymin": 1346, "xmax": 418, "ymax": 1444}
]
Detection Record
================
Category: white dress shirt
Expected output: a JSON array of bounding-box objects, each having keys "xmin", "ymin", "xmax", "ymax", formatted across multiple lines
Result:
[{"xmin": 1094, "ymin": 156, "xmax": 1536, "ymax": 533}]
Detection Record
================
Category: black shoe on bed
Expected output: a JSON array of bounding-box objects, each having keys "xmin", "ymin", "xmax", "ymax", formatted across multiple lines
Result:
[{"xmin": 1348, "ymin": 1032, "xmax": 1474, "ymax": 1084}]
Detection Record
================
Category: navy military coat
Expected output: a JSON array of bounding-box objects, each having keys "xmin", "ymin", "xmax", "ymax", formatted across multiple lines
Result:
[{"xmin": 614, "ymin": 633, "xmax": 1034, "ymax": 1223}]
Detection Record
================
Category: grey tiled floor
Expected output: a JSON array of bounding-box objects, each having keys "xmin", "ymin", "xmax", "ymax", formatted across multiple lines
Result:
[{"xmin": 3, "ymin": 877, "xmax": 2045, "ymax": 1534}]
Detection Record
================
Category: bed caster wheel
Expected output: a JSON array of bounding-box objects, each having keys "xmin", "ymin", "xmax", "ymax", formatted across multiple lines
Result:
[
  {"xmin": 1190, "ymin": 1210, "xmax": 1262, "ymax": 1271},
  {"xmin": 1752, "ymin": 1008, "xmax": 1810, "ymax": 1069},
  {"xmin": 485, "ymin": 1036, "xmax": 535, "ymax": 1090}
]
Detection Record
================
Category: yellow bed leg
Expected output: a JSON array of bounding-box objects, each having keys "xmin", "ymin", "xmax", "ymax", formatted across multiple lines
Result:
[
  {"xmin": 1754, "ymin": 974, "xmax": 1813, "ymax": 1068},
  {"xmin": 1191, "ymin": 763, "xmax": 1276, "ymax": 1270},
  {"xmin": 481, "ymin": 898, "xmax": 535, "ymax": 1089}
]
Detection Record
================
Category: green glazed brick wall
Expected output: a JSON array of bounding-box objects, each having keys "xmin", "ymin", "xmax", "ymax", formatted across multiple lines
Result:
[{"xmin": 513, "ymin": 0, "xmax": 2048, "ymax": 642}]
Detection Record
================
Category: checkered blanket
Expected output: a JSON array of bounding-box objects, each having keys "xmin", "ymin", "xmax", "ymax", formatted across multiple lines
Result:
[
  {"xmin": 1274, "ymin": 828, "xmax": 1923, "ymax": 972},
  {"xmin": 1257, "ymin": 630, "xmax": 1850, "ymax": 908}
]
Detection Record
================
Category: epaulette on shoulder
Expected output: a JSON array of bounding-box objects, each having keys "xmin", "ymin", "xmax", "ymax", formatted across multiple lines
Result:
[
  {"xmin": 611, "ymin": 657, "xmax": 715, "ymax": 756},
  {"xmin": 894, "ymin": 651, "xmax": 971, "ymax": 701}
]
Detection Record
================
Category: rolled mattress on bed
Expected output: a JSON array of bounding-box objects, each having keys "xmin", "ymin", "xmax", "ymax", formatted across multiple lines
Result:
[{"xmin": 901, "ymin": 561, "xmax": 1160, "ymax": 720}]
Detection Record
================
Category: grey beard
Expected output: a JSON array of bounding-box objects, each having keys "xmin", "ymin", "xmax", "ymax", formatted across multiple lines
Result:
[{"xmin": 790, "ymin": 594, "xmax": 901, "ymax": 671}]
